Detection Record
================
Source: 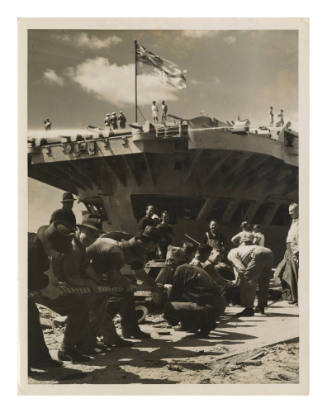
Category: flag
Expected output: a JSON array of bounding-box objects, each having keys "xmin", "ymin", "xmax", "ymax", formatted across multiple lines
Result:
[{"xmin": 136, "ymin": 41, "xmax": 187, "ymax": 90}]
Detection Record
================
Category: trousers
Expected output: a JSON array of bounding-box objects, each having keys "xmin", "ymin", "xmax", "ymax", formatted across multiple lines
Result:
[
  {"xmin": 239, "ymin": 248, "xmax": 273, "ymax": 308},
  {"xmin": 164, "ymin": 301, "xmax": 217, "ymax": 334},
  {"xmin": 28, "ymin": 295, "xmax": 89, "ymax": 367}
]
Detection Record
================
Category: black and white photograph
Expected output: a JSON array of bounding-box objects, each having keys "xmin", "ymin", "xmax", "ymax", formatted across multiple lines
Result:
[{"xmin": 18, "ymin": 18, "xmax": 309, "ymax": 395}]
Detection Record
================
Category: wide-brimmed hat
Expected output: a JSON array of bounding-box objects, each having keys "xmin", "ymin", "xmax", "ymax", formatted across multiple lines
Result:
[
  {"xmin": 78, "ymin": 214, "xmax": 102, "ymax": 232},
  {"xmin": 61, "ymin": 192, "xmax": 77, "ymax": 203},
  {"xmin": 140, "ymin": 225, "xmax": 162, "ymax": 243}
]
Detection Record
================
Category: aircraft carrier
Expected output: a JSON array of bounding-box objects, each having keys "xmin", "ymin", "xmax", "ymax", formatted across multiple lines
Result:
[{"xmin": 28, "ymin": 115, "xmax": 298, "ymax": 263}]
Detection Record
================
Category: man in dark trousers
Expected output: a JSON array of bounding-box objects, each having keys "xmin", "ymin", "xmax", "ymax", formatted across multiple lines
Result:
[
  {"xmin": 86, "ymin": 225, "xmax": 163, "ymax": 341},
  {"xmin": 28, "ymin": 221, "xmax": 89, "ymax": 372},
  {"xmin": 156, "ymin": 210, "xmax": 174, "ymax": 259},
  {"xmin": 50, "ymin": 192, "xmax": 77, "ymax": 229},
  {"xmin": 50, "ymin": 214, "xmax": 114, "ymax": 355},
  {"xmin": 163, "ymin": 244, "xmax": 226, "ymax": 337}
]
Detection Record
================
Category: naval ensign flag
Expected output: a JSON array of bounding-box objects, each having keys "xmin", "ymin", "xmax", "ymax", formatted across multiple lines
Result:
[{"xmin": 135, "ymin": 41, "xmax": 187, "ymax": 90}]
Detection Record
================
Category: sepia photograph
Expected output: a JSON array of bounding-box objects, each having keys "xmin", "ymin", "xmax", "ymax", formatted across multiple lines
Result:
[{"xmin": 18, "ymin": 18, "xmax": 309, "ymax": 395}]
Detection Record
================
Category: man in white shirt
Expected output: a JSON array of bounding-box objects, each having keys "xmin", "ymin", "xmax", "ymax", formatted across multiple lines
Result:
[
  {"xmin": 275, "ymin": 203, "xmax": 299, "ymax": 304},
  {"xmin": 152, "ymin": 101, "xmax": 159, "ymax": 123}
]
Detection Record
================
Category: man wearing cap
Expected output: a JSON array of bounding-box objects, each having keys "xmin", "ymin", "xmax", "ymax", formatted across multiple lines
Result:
[
  {"xmin": 227, "ymin": 244, "xmax": 273, "ymax": 316},
  {"xmin": 86, "ymin": 225, "xmax": 163, "ymax": 341},
  {"xmin": 275, "ymin": 203, "xmax": 299, "ymax": 304},
  {"xmin": 28, "ymin": 221, "xmax": 89, "ymax": 372},
  {"xmin": 231, "ymin": 221, "xmax": 254, "ymax": 247},
  {"xmin": 50, "ymin": 192, "xmax": 77, "ymax": 230}
]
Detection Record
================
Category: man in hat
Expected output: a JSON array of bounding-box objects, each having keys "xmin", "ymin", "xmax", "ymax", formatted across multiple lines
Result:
[
  {"xmin": 275, "ymin": 203, "xmax": 299, "ymax": 304},
  {"xmin": 227, "ymin": 244, "xmax": 273, "ymax": 316},
  {"xmin": 53, "ymin": 214, "xmax": 120, "ymax": 354},
  {"xmin": 50, "ymin": 192, "xmax": 77, "ymax": 229},
  {"xmin": 231, "ymin": 221, "xmax": 254, "ymax": 247},
  {"xmin": 86, "ymin": 225, "xmax": 163, "ymax": 341},
  {"xmin": 28, "ymin": 220, "xmax": 90, "ymax": 372}
]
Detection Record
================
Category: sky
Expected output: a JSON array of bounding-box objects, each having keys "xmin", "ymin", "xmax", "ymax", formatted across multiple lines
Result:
[{"xmin": 28, "ymin": 29, "xmax": 298, "ymax": 231}]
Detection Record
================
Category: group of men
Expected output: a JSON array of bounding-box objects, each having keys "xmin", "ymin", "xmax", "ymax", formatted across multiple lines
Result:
[
  {"xmin": 151, "ymin": 101, "xmax": 168, "ymax": 123},
  {"xmin": 28, "ymin": 194, "xmax": 299, "ymax": 375},
  {"xmin": 104, "ymin": 111, "xmax": 127, "ymax": 130}
]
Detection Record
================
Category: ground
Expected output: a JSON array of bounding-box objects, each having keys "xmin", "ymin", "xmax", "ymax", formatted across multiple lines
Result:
[{"xmin": 28, "ymin": 300, "xmax": 299, "ymax": 385}]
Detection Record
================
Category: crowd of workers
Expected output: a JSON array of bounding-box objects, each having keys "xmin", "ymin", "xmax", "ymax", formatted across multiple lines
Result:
[{"xmin": 28, "ymin": 193, "xmax": 299, "ymax": 375}]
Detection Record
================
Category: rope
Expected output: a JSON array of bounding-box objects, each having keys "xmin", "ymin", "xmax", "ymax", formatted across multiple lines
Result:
[{"xmin": 28, "ymin": 283, "xmax": 148, "ymax": 300}]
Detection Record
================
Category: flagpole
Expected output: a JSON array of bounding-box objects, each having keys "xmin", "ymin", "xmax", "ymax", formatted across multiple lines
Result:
[{"xmin": 134, "ymin": 40, "xmax": 138, "ymax": 123}]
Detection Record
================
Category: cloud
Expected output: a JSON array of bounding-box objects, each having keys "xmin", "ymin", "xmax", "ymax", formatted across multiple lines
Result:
[
  {"xmin": 182, "ymin": 30, "xmax": 217, "ymax": 39},
  {"xmin": 66, "ymin": 57, "xmax": 182, "ymax": 106},
  {"xmin": 223, "ymin": 35, "xmax": 236, "ymax": 45},
  {"xmin": 53, "ymin": 33, "xmax": 122, "ymax": 49},
  {"xmin": 43, "ymin": 69, "xmax": 64, "ymax": 86}
]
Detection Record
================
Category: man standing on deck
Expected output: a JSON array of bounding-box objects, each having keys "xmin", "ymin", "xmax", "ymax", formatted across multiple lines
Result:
[
  {"xmin": 275, "ymin": 203, "xmax": 299, "ymax": 304},
  {"xmin": 152, "ymin": 101, "xmax": 159, "ymax": 123},
  {"xmin": 50, "ymin": 192, "xmax": 77, "ymax": 230},
  {"xmin": 269, "ymin": 106, "xmax": 274, "ymax": 127},
  {"xmin": 161, "ymin": 101, "xmax": 168, "ymax": 122}
]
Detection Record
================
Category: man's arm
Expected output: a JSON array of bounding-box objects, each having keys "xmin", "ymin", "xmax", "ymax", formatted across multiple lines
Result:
[{"xmin": 231, "ymin": 233, "xmax": 241, "ymax": 246}]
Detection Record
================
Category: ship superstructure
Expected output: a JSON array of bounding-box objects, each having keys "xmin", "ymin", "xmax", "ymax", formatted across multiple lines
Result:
[{"xmin": 28, "ymin": 115, "xmax": 298, "ymax": 263}]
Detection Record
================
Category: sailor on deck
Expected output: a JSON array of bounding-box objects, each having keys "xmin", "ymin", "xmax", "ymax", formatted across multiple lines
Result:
[
  {"xmin": 152, "ymin": 101, "xmax": 159, "ymax": 123},
  {"xmin": 118, "ymin": 111, "xmax": 126, "ymax": 129},
  {"xmin": 161, "ymin": 101, "xmax": 168, "ymax": 122}
]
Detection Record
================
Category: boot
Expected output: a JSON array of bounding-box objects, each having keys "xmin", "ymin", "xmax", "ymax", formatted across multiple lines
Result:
[
  {"xmin": 254, "ymin": 305, "xmax": 265, "ymax": 314},
  {"xmin": 58, "ymin": 347, "xmax": 90, "ymax": 363},
  {"xmin": 235, "ymin": 307, "xmax": 254, "ymax": 317},
  {"xmin": 29, "ymin": 357, "xmax": 62, "ymax": 370}
]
